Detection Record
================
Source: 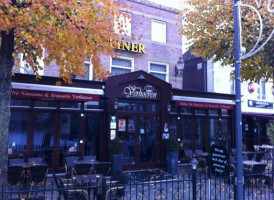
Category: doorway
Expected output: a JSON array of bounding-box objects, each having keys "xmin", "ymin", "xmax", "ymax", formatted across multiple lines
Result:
[{"xmin": 117, "ymin": 115, "xmax": 158, "ymax": 168}]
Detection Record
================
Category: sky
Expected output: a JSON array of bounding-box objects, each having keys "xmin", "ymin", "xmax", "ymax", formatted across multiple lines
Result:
[{"xmin": 148, "ymin": 0, "xmax": 183, "ymax": 9}]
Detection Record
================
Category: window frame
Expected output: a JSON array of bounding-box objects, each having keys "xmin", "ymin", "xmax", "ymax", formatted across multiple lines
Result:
[
  {"xmin": 148, "ymin": 61, "xmax": 169, "ymax": 82},
  {"xmin": 110, "ymin": 56, "xmax": 134, "ymax": 76},
  {"xmin": 19, "ymin": 52, "xmax": 45, "ymax": 75},
  {"xmin": 151, "ymin": 19, "xmax": 167, "ymax": 43}
]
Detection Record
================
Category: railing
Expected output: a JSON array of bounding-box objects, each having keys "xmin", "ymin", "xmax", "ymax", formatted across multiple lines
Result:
[{"xmin": 0, "ymin": 170, "xmax": 273, "ymax": 200}]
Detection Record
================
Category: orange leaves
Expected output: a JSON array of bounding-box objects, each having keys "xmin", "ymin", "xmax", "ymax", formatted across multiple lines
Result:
[
  {"xmin": 179, "ymin": 0, "xmax": 273, "ymax": 81},
  {"xmin": 1, "ymin": 0, "xmax": 123, "ymax": 82}
]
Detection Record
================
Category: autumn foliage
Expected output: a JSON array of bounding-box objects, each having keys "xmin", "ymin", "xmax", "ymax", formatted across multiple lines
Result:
[
  {"xmin": 0, "ymin": 0, "xmax": 129, "ymax": 82},
  {"xmin": 179, "ymin": 0, "xmax": 273, "ymax": 82},
  {"xmin": 0, "ymin": 0, "xmax": 130, "ymax": 182}
]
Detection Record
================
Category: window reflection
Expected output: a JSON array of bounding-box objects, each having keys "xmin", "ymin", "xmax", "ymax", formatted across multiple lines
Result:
[
  {"xmin": 8, "ymin": 112, "xmax": 28, "ymax": 156},
  {"xmin": 59, "ymin": 114, "xmax": 79, "ymax": 166},
  {"xmin": 33, "ymin": 112, "xmax": 55, "ymax": 168}
]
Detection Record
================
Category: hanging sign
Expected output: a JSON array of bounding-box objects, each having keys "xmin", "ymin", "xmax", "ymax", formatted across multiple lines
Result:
[{"xmin": 248, "ymin": 83, "xmax": 255, "ymax": 93}]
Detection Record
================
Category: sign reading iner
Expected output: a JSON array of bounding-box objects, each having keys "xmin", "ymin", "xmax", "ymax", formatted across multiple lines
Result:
[{"xmin": 109, "ymin": 39, "xmax": 146, "ymax": 54}]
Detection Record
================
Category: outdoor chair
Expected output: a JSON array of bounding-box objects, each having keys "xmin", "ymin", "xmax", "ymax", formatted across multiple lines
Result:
[
  {"xmin": 184, "ymin": 150, "xmax": 193, "ymax": 161},
  {"xmin": 28, "ymin": 157, "xmax": 44, "ymax": 165},
  {"xmin": 244, "ymin": 163, "xmax": 267, "ymax": 189},
  {"xmin": 53, "ymin": 173, "xmax": 88, "ymax": 200},
  {"xmin": 254, "ymin": 151, "xmax": 265, "ymax": 162},
  {"xmin": 65, "ymin": 156, "xmax": 78, "ymax": 177},
  {"xmin": 105, "ymin": 170, "xmax": 129, "ymax": 200},
  {"xmin": 7, "ymin": 166, "xmax": 25, "ymax": 199},
  {"xmin": 94, "ymin": 162, "xmax": 111, "ymax": 176},
  {"xmin": 27, "ymin": 164, "xmax": 48, "ymax": 199},
  {"xmin": 9, "ymin": 158, "xmax": 24, "ymax": 166},
  {"xmin": 72, "ymin": 163, "xmax": 94, "ymax": 175}
]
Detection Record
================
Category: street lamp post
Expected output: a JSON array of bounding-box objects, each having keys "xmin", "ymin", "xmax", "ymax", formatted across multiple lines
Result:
[
  {"xmin": 233, "ymin": 1, "xmax": 273, "ymax": 199},
  {"xmin": 233, "ymin": 1, "xmax": 244, "ymax": 199},
  {"xmin": 191, "ymin": 155, "xmax": 198, "ymax": 200}
]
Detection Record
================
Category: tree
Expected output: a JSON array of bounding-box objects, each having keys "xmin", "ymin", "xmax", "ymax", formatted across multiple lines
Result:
[
  {"xmin": 179, "ymin": 0, "xmax": 273, "ymax": 82},
  {"xmin": 0, "ymin": 0, "xmax": 129, "ymax": 182}
]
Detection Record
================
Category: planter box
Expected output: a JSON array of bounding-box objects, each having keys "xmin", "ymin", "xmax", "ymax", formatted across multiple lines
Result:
[
  {"xmin": 110, "ymin": 154, "xmax": 123, "ymax": 176},
  {"xmin": 166, "ymin": 151, "xmax": 178, "ymax": 176}
]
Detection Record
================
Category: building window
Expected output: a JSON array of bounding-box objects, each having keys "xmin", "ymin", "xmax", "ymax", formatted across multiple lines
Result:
[
  {"xmin": 257, "ymin": 80, "xmax": 266, "ymax": 100},
  {"xmin": 14, "ymin": 52, "xmax": 45, "ymax": 75},
  {"xmin": 149, "ymin": 62, "xmax": 169, "ymax": 82},
  {"xmin": 114, "ymin": 12, "xmax": 131, "ymax": 37},
  {"xmin": 71, "ymin": 58, "xmax": 93, "ymax": 80},
  {"xmin": 151, "ymin": 20, "xmax": 166, "ymax": 43},
  {"xmin": 111, "ymin": 57, "xmax": 133, "ymax": 76}
]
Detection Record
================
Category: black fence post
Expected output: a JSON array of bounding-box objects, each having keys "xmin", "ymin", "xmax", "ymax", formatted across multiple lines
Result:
[
  {"xmin": 101, "ymin": 177, "xmax": 107, "ymax": 200},
  {"xmin": 192, "ymin": 167, "xmax": 197, "ymax": 200}
]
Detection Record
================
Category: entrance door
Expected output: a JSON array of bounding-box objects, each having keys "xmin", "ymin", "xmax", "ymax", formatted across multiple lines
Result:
[{"xmin": 117, "ymin": 115, "xmax": 157, "ymax": 168}]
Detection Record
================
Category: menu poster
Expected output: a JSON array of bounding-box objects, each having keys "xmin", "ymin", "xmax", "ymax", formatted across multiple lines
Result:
[
  {"xmin": 118, "ymin": 119, "xmax": 126, "ymax": 131},
  {"xmin": 128, "ymin": 119, "xmax": 135, "ymax": 132},
  {"xmin": 210, "ymin": 144, "xmax": 229, "ymax": 177}
]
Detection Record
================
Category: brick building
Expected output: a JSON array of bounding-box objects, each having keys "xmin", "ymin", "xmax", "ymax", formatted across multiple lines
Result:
[{"xmin": 9, "ymin": 0, "xmax": 235, "ymax": 173}]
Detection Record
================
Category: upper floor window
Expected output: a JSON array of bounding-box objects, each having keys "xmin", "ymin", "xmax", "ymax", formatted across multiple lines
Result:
[
  {"xmin": 257, "ymin": 80, "xmax": 266, "ymax": 100},
  {"xmin": 151, "ymin": 20, "xmax": 166, "ymax": 43},
  {"xmin": 149, "ymin": 62, "xmax": 169, "ymax": 82},
  {"xmin": 72, "ymin": 58, "xmax": 93, "ymax": 81},
  {"xmin": 111, "ymin": 57, "xmax": 133, "ymax": 76},
  {"xmin": 13, "ymin": 52, "xmax": 44, "ymax": 75},
  {"xmin": 114, "ymin": 12, "xmax": 131, "ymax": 37}
]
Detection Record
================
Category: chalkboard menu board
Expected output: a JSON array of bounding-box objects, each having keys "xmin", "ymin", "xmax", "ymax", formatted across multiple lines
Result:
[{"xmin": 210, "ymin": 144, "xmax": 229, "ymax": 177}]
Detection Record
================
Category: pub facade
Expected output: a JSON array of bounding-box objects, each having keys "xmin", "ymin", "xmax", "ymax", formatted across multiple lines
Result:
[
  {"xmin": 8, "ymin": 0, "xmax": 236, "ymax": 172},
  {"xmin": 10, "ymin": 71, "xmax": 235, "ymax": 172}
]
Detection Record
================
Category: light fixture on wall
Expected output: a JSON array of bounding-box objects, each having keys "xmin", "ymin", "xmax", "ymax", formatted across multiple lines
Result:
[{"xmin": 175, "ymin": 56, "xmax": 184, "ymax": 77}]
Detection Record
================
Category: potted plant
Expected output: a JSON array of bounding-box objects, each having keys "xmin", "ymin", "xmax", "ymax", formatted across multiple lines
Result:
[
  {"xmin": 109, "ymin": 137, "xmax": 124, "ymax": 176},
  {"xmin": 165, "ymin": 137, "xmax": 179, "ymax": 176}
]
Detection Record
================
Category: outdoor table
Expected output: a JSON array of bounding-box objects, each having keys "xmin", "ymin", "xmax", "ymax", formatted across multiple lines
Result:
[
  {"xmin": 243, "ymin": 160, "xmax": 261, "ymax": 166},
  {"xmin": 74, "ymin": 160, "xmax": 99, "ymax": 165}
]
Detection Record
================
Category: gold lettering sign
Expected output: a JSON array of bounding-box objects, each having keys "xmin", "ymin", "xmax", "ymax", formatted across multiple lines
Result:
[{"xmin": 109, "ymin": 39, "xmax": 146, "ymax": 54}]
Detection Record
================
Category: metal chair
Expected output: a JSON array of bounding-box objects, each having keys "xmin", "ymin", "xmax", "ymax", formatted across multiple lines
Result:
[
  {"xmin": 7, "ymin": 166, "xmax": 25, "ymax": 199},
  {"xmin": 105, "ymin": 170, "xmax": 129, "ymax": 200},
  {"xmin": 254, "ymin": 151, "xmax": 265, "ymax": 162},
  {"xmin": 65, "ymin": 156, "xmax": 78, "ymax": 177},
  {"xmin": 244, "ymin": 163, "xmax": 267, "ymax": 189},
  {"xmin": 72, "ymin": 163, "xmax": 94, "ymax": 175},
  {"xmin": 94, "ymin": 162, "xmax": 111, "ymax": 176},
  {"xmin": 27, "ymin": 164, "xmax": 48, "ymax": 199},
  {"xmin": 53, "ymin": 173, "xmax": 88, "ymax": 200}
]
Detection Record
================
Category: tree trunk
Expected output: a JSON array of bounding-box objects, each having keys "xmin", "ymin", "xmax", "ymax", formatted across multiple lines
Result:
[{"xmin": 0, "ymin": 30, "xmax": 15, "ymax": 184}]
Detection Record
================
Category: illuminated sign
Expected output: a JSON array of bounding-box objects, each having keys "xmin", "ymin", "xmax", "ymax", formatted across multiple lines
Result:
[
  {"xmin": 109, "ymin": 39, "xmax": 146, "ymax": 54},
  {"xmin": 122, "ymin": 84, "xmax": 157, "ymax": 99}
]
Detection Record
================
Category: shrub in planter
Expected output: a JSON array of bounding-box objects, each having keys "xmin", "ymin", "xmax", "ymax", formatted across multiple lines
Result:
[
  {"xmin": 109, "ymin": 138, "xmax": 124, "ymax": 176},
  {"xmin": 109, "ymin": 138, "xmax": 124, "ymax": 155},
  {"xmin": 165, "ymin": 137, "xmax": 179, "ymax": 176}
]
